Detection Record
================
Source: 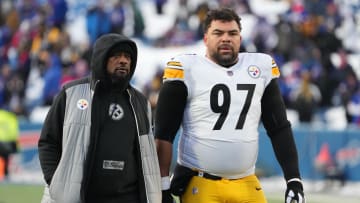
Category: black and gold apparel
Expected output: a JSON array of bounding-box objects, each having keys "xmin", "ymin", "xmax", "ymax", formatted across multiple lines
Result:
[{"xmin": 87, "ymin": 90, "xmax": 139, "ymax": 202}]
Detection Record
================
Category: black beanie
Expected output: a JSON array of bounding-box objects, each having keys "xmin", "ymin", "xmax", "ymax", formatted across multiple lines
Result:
[{"xmin": 107, "ymin": 43, "xmax": 135, "ymax": 58}]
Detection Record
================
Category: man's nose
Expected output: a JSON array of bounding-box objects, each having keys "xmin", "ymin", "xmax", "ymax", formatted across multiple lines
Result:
[{"xmin": 221, "ymin": 33, "xmax": 231, "ymax": 42}]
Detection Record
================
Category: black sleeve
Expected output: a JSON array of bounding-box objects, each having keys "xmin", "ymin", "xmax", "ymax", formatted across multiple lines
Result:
[
  {"xmin": 38, "ymin": 89, "xmax": 66, "ymax": 185},
  {"xmin": 261, "ymin": 78, "xmax": 301, "ymax": 181},
  {"xmin": 155, "ymin": 81, "xmax": 187, "ymax": 143}
]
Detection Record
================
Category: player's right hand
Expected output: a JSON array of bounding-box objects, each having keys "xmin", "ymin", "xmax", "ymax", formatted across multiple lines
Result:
[{"xmin": 162, "ymin": 189, "xmax": 174, "ymax": 203}]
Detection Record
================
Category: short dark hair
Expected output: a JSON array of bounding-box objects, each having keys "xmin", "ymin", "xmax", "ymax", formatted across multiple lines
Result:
[{"xmin": 202, "ymin": 8, "xmax": 242, "ymax": 33}]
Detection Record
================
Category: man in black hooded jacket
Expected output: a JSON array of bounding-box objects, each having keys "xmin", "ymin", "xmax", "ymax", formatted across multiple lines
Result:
[{"xmin": 38, "ymin": 33, "xmax": 161, "ymax": 203}]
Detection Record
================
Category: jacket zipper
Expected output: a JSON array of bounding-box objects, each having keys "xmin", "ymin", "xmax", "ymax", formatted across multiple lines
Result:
[{"xmin": 127, "ymin": 89, "xmax": 149, "ymax": 203}]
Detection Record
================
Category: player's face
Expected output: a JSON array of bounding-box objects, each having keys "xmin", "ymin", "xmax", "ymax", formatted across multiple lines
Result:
[
  {"xmin": 204, "ymin": 20, "xmax": 242, "ymax": 67},
  {"xmin": 106, "ymin": 52, "xmax": 131, "ymax": 82}
]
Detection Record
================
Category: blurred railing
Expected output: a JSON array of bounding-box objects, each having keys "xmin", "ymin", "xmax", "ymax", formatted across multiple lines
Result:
[{"xmin": 14, "ymin": 122, "xmax": 360, "ymax": 182}]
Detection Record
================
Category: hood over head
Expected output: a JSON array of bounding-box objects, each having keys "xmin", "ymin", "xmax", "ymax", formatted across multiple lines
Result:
[{"xmin": 90, "ymin": 33, "xmax": 137, "ymax": 89}]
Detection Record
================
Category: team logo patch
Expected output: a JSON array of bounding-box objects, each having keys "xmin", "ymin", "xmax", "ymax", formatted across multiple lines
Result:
[
  {"xmin": 248, "ymin": 65, "xmax": 261, "ymax": 78},
  {"xmin": 77, "ymin": 99, "xmax": 89, "ymax": 110},
  {"xmin": 109, "ymin": 103, "xmax": 124, "ymax": 120}
]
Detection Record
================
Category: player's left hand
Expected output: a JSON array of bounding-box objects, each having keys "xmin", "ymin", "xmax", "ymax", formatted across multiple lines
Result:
[{"xmin": 285, "ymin": 180, "xmax": 305, "ymax": 203}]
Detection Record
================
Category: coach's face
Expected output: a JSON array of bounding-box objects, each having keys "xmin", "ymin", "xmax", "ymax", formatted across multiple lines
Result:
[
  {"xmin": 106, "ymin": 51, "xmax": 131, "ymax": 83},
  {"xmin": 204, "ymin": 20, "xmax": 242, "ymax": 67}
]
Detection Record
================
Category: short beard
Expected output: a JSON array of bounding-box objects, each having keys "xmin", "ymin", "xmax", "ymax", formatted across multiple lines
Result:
[
  {"xmin": 211, "ymin": 51, "xmax": 238, "ymax": 67},
  {"xmin": 109, "ymin": 73, "xmax": 131, "ymax": 91}
]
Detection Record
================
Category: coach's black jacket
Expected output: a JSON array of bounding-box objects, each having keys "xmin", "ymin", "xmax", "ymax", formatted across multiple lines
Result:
[{"xmin": 38, "ymin": 34, "xmax": 161, "ymax": 203}]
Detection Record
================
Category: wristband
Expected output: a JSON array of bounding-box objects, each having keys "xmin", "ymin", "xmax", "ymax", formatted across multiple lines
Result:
[
  {"xmin": 161, "ymin": 176, "xmax": 171, "ymax": 190},
  {"xmin": 287, "ymin": 178, "xmax": 302, "ymax": 184}
]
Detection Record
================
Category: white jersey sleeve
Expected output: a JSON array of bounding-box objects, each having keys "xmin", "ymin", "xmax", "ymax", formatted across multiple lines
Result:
[{"xmin": 163, "ymin": 53, "xmax": 280, "ymax": 179}]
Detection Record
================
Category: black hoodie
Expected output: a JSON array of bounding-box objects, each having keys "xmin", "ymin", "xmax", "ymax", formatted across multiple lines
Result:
[
  {"xmin": 90, "ymin": 33, "xmax": 138, "ymax": 90},
  {"xmin": 38, "ymin": 34, "xmax": 155, "ymax": 203}
]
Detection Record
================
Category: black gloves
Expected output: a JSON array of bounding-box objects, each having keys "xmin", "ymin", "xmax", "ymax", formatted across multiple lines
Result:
[
  {"xmin": 162, "ymin": 189, "xmax": 174, "ymax": 203},
  {"xmin": 285, "ymin": 179, "xmax": 305, "ymax": 203}
]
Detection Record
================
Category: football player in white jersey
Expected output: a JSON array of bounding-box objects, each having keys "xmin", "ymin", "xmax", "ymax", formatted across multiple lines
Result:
[{"xmin": 155, "ymin": 8, "xmax": 305, "ymax": 203}]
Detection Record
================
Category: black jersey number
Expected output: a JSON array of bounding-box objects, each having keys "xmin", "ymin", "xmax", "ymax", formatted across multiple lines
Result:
[{"xmin": 210, "ymin": 84, "xmax": 255, "ymax": 130}]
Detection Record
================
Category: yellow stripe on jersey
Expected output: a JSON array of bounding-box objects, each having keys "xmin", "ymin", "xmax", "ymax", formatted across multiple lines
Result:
[
  {"xmin": 163, "ymin": 68, "xmax": 184, "ymax": 80},
  {"xmin": 167, "ymin": 61, "xmax": 182, "ymax": 67},
  {"xmin": 271, "ymin": 59, "xmax": 280, "ymax": 78}
]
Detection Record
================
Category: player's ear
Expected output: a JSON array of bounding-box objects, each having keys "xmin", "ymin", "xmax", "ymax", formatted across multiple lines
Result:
[{"xmin": 203, "ymin": 33, "xmax": 208, "ymax": 44}]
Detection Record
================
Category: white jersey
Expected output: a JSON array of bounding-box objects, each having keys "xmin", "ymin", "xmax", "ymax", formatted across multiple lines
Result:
[{"xmin": 163, "ymin": 53, "xmax": 280, "ymax": 179}]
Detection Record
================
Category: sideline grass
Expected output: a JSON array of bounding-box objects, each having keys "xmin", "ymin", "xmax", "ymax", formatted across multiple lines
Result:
[
  {"xmin": 0, "ymin": 184, "xmax": 316, "ymax": 203},
  {"xmin": 0, "ymin": 183, "xmax": 43, "ymax": 203},
  {"xmin": 0, "ymin": 183, "xmax": 283, "ymax": 203},
  {"xmin": 1, "ymin": 183, "xmax": 357, "ymax": 203}
]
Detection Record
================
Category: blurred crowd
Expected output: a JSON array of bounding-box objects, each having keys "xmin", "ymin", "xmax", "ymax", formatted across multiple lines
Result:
[{"xmin": 0, "ymin": 0, "xmax": 359, "ymax": 127}]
